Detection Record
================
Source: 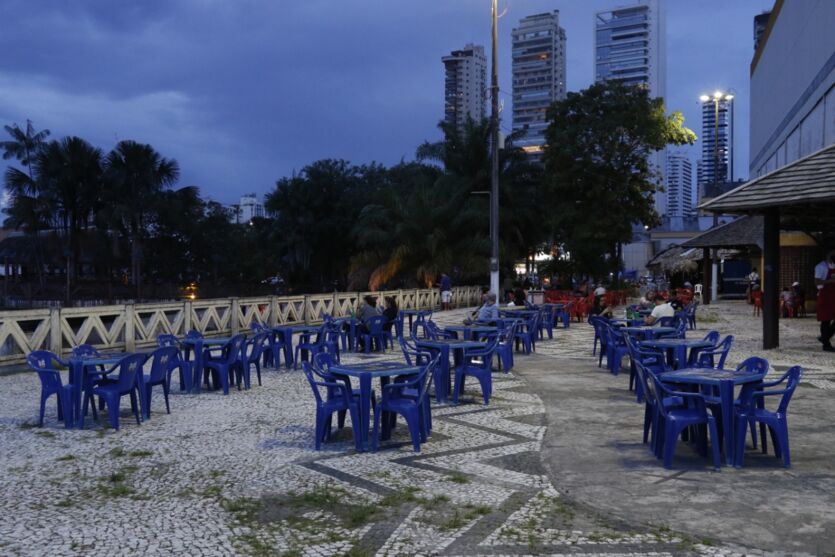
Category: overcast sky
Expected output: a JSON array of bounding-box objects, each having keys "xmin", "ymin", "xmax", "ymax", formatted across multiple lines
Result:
[{"xmin": 0, "ymin": 0, "xmax": 773, "ymax": 205}]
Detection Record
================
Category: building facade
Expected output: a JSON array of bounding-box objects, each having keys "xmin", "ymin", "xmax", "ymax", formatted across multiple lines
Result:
[
  {"xmin": 698, "ymin": 94, "xmax": 734, "ymax": 190},
  {"xmin": 665, "ymin": 152, "xmax": 693, "ymax": 218},
  {"xmin": 442, "ymin": 44, "xmax": 487, "ymax": 132},
  {"xmin": 511, "ymin": 11, "xmax": 567, "ymax": 155},
  {"xmin": 749, "ymin": 0, "xmax": 835, "ymax": 178},
  {"xmin": 231, "ymin": 194, "xmax": 265, "ymax": 224},
  {"xmin": 594, "ymin": 0, "xmax": 667, "ymax": 215}
]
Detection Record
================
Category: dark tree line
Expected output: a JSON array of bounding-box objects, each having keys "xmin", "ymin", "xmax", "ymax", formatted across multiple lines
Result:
[{"xmin": 2, "ymin": 82, "xmax": 696, "ymax": 302}]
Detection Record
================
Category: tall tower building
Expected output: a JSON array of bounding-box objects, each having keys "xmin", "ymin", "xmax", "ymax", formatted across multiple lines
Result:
[
  {"xmin": 511, "ymin": 11, "xmax": 567, "ymax": 156},
  {"xmin": 442, "ymin": 44, "xmax": 487, "ymax": 132},
  {"xmin": 698, "ymin": 94, "xmax": 734, "ymax": 197},
  {"xmin": 595, "ymin": 0, "xmax": 667, "ymax": 213},
  {"xmin": 665, "ymin": 153, "xmax": 693, "ymax": 217}
]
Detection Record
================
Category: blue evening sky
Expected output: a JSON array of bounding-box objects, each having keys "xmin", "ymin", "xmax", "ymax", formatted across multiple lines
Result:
[{"xmin": 0, "ymin": 0, "xmax": 773, "ymax": 206}]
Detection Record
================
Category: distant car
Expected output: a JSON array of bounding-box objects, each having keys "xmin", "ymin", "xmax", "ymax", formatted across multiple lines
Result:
[{"xmin": 262, "ymin": 275, "xmax": 285, "ymax": 286}]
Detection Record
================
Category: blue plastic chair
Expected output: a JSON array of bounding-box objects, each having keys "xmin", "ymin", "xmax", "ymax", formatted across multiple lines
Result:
[
  {"xmin": 82, "ymin": 352, "xmax": 148, "ymax": 430},
  {"xmin": 203, "ymin": 334, "xmax": 246, "ymax": 395},
  {"xmin": 157, "ymin": 334, "xmax": 191, "ymax": 390},
  {"xmin": 691, "ymin": 334, "xmax": 734, "ymax": 369},
  {"xmin": 625, "ymin": 335, "xmax": 668, "ymax": 397},
  {"xmin": 27, "ymin": 351, "xmax": 73, "ymax": 427},
  {"xmin": 141, "ymin": 346, "xmax": 178, "ymax": 419},
  {"xmin": 588, "ymin": 316, "xmax": 608, "ymax": 361},
  {"xmin": 734, "ymin": 365, "xmax": 803, "ymax": 468},
  {"xmin": 398, "ymin": 336, "xmax": 433, "ymax": 367},
  {"xmin": 605, "ymin": 325, "xmax": 629, "ymax": 375},
  {"xmin": 645, "ymin": 370, "xmax": 721, "ymax": 471},
  {"xmin": 538, "ymin": 305, "xmax": 557, "ymax": 339},
  {"xmin": 182, "ymin": 329, "xmax": 203, "ymax": 364},
  {"xmin": 656, "ymin": 316, "xmax": 687, "ymax": 339},
  {"xmin": 556, "ymin": 302, "xmax": 573, "ymax": 329},
  {"xmin": 685, "ymin": 302, "xmax": 698, "ymax": 329},
  {"xmin": 514, "ymin": 313, "xmax": 539, "ymax": 354},
  {"xmin": 237, "ymin": 331, "xmax": 270, "ymax": 389},
  {"xmin": 295, "ymin": 324, "xmax": 340, "ymax": 367},
  {"xmin": 494, "ymin": 322, "xmax": 517, "ymax": 372},
  {"xmin": 684, "ymin": 330, "xmax": 720, "ymax": 366},
  {"xmin": 302, "ymin": 361, "xmax": 363, "ymax": 450},
  {"xmin": 372, "ymin": 360, "xmax": 435, "ymax": 452},
  {"xmin": 362, "ymin": 316, "xmax": 389, "ymax": 353},
  {"xmin": 453, "ymin": 337, "xmax": 498, "ymax": 405}
]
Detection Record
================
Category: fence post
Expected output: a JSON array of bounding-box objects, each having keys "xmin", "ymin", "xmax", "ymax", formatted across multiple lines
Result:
[
  {"xmin": 125, "ymin": 303, "xmax": 136, "ymax": 352},
  {"xmin": 303, "ymin": 295, "xmax": 310, "ymax": 324},
  {"xmin": 230, "ymin": 297, "xmax": 240, "ymax": 334},
  {"xmin": 49, "ymin": 307, "xmax": 62, "ymax": 354},
  {"xmin": 183, "ymin": 300, "xmax": 193, "ymax": 333},
  {"xmin": 333, "ymin": 291, "xmax": 339, "ymax": 317},
  {"xmin": 269, "ymin": 296, "xmax": 278, "ymax": 326}
]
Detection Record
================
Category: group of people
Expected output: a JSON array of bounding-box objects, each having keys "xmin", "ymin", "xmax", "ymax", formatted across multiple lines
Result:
[
  {"xmin": 591, "ymin": 288, "xmax": 684, "ymax": 327},
  {"xmin": 355, "ymin": 295, "xmax": 399, "ymax": 349}
]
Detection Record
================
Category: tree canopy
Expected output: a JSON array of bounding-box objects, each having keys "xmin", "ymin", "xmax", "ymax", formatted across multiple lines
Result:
[{"xmin": 542, "ymin": 81, "xmax": 696, "ymax": 278}]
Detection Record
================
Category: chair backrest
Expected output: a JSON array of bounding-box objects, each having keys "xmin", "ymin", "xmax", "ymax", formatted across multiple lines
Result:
[
  {"xmin": 399, "ymin": 336, "xmax": 432, "ymax": 367},
  {"xmin": 219, "ymin": 334, "xmax": 247, "ymax": 364},
  {"xmin": 736, "ymin": 356, "xmax": 769, "ymax": 376},
  {"xmin": 27, "ymin": 350, "xmax": 66, "ymax": 390},
  {"xmin": 114, "ymin": 352, "xmax": 149, "ymax": 392},
  {"xmin": 302, "ymin": 360, "xmax": 348, "ymax": 405},
  {"xmin": 157, "ymin": 334, "xmax": 179, "ymax": 348},
  {"xmin": 703, "ymin": 330, "xmax": 720, "ymax": 345},
  {"xmin": 634, "ymin": 361, "xmax": 658, "ymax": 408},
  {"xmin": 245, "ymin": 331, "xmax": 270, "ymax": 359},
  {"xmin": 186, "ymin": 330, "xmax": 203, "ymax": 340},
  {"xmin": 361, "ymin": 315, "xmax": 383, "ymax": 335},
  {"xmin": 250, "ymin": 322, "xmax": 266, "ymax": 332},
  {"xmin": 657, "ymin": 316, "xmax": 676, "ymax": 328},
  {"xmin": 775, "ymin": 366, "xmax": 803, "ymax": 413},
  {"xmin": 148, "ymin": 346, "xmax": 179, "ymax": 383},
  {"xmin": 72, "ymin": 343, "xmax": 100, "ymax": 358}
]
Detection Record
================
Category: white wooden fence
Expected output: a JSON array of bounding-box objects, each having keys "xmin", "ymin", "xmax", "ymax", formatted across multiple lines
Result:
[{"xmin": 0, "ymin": 286, "xmax": 482, "ymax": 367}]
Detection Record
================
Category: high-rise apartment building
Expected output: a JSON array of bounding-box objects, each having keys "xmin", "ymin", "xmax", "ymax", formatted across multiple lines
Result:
[
  {"xmin": 442, "ymin": 44, "xmax": 487, "ymax": 132},
  {"xmin": 231, "ymin": 193, "xmax": 265, "ymax": 224},
  {"xmin": 698, "ymin": 94, "xmax": 734, "ymax": 195},
  {"xmin": 511, "ymin": 11, "xmax": 567, "ymax": 155},
  {"xmin": 665, "ymin": 152, "xmax": 692, "ymax": 217},
  {"xmin": 753, "ymin": 11, "xmax": 771, "ymax": 52},
  {"xmin": 595, "ymin": 0, "xmax": 667, "ymax": 214}
]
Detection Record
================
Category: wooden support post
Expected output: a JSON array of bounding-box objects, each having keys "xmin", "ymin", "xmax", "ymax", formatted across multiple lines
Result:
[
  {"xmin": 49, "ymin": 307, "xmax": 62, "ymax": 354},
  {"xmin": 763, "ymin": 208, "xmax": 780, "ymax": 349},
  {"xmin": 303, "ymin": 295, "xmax": 310, "ymax": 325},
  {"xmin": 184, "ymin": 300, "xmax": 193, "ymax": 333},
  {"xmin": 230, "ymin": 297, "xmax": 239, "ymax": 334},
  {"xmin": 125, "ymin": 303, "xmax": 136, "ymax": 352},
  {"xmin": 702, "ymin": 248, "xmax": 712, "ymax": 305}
]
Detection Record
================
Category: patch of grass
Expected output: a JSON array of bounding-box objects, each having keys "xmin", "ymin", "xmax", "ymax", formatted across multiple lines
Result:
[
  {"xmin": 344, "ymin": 504, "xmax": 378, "ymax": 528},
  {"xmin": 235, "ymin": 533, "xmax": 280, "ymax": 557},
  {"xmin": 462, "ymin": 504, "xmax": 492, "ymax": 519},
  {"xmin": 56, "ymin": 454, "xmax": 76, "ymax": 462},
  {"xmin": 55, "ymin": 498, "xmax": 74, "ymax": 508},
  {"xmin": 201, "ymin": 485, "xmax": 223, "ymax": 498},
  {"xmin": 128, "ymin": 450, "xmax": 154, "ymax": 458},
  {"xmin": 441, "ymin": 509, "xmax": 467, "ymax": 531},
  {"xmin": 18, "ymin": 421, "xmax": 37, "ymax": 430},
  {"xmin": 99, "ymin": 483, "xmax": 135, "ymax": 498},
  {"xmin": 222, "ymin": 496, "xmax": 262, "ymax": 523},
  {"xmin": 107, "ymin": 471, "xmax": 127, "ymax": 483},
  {"xmin": 379, "ymin": 486, "xmax": 421, "ymax": 507},
  {"xmin": 446, "ymin": 472, "xmax": 469, "ymax": 484},
  {"xmin": 109, "ymin": 447, "xmax": 126, "ymax": 457},
  {"xmin": 419, "ymin": 495, "xmax": 450, "ymax": 509},
  {"xmin": 34, "ymin": 430, "xmax": 56, "ymax": 438},
  {"xmin": 288, "ymin": 484, "xmax": 346, "ymax": 508},
  {"xmin": 208, "ymin": 468, "xmax": 225, "ymax": 479},
  {"xmin": 343, "ymin": 543, "xmax": 370, "ymax": 557}
]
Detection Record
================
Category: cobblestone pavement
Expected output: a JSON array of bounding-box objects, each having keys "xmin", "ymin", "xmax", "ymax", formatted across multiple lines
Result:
[{"xmin": 0, "ymin": 304, "xmax": 824, "ymax": 556}]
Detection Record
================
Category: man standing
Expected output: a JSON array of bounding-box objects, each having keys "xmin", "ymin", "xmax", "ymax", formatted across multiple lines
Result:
[
  {"xmin": 747, "ymin": 267, "xmax": 760, "ymax": 304},
  {"xmin": 440, "ymin": 273, "xmax": 452, "ymax": 311},
  {"xmin": 815, "ymin": 250, "xmax": 835, "ymax": 352}
]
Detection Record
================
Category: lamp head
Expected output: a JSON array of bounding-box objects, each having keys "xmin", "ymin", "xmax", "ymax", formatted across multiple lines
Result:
[{"xmin": 699, "ymin": 95, "xmax": 710, "ymax": 102}]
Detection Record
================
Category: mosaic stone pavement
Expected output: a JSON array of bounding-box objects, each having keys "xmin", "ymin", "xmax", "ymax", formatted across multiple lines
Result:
[{"xmin": 0, "ymin": 310, "xmax": 787, "ymax": 556}]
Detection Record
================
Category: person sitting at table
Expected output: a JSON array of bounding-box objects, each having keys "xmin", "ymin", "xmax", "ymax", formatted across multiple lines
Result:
[
  {"xmin": 638, "ymin": 289, "xmax": 656, "ymax": 309},
  {"xmin": 589, "ymin": 294, "xmax": 614, "ymax": 319},
  {"xmin": 465, "ymin": 292, "xmax": 499, "ymax": 325},
  {"xmin": 644, "ymin": 298, "xmax": 682, "ymax": 326},
  {"xmin": 356, "ymin": 296, "xmax": 379, "ymax": 350}
]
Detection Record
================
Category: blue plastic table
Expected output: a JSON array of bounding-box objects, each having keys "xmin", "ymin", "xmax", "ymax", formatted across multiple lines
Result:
[
  {"xmin": 68, "ymin": 353, "xmax": 128, "ymax": 428},
  {"xmin": 180, "ymin": 337, "xmax": 235, "ymax": 392},
  {"xmin": 659, "ymin": 367, "xmax": 766, "ymax": 465},
  {"xmin": 270, "ymin": 325, "xmax": 320, "ymax": 367},
  {"xmin": 443, "ymin": 325, "xmax": 497, "ymax": 340},
  {"xmin": 622, "ymin": 326, "xmax": 676, "ymax": 340},
  {"xmin": 329, "ymin": 361, "xmax": 421, "ymax": 451},
  {"xmin": 415, "ymin": 339, "xmax": 484, "ymax": 402},
  {"xmin": 640, "ymin": 338, "xmax": 713, "ymax": 369},
  {"xmin": 399, "ymin": 309, "xmax": 431, "ymax": 331}
]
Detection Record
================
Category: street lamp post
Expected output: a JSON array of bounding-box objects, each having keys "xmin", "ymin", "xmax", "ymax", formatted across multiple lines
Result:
[
  {"xmin": 700, "ymin": 91, "xmax": 734, "ymax": 304},
  {"xmin": 489, "ymin": 0, "xmax": 500, "ymax": 296}
]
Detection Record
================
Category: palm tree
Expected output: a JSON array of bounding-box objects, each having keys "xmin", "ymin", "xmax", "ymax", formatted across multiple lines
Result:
[
  {"xmin": 1, "ymin": 120, "xmax": 51, "ymax": 179},
  {"xmin": 103, "ymin": 140, "xmax": 179, "ymax": 298}
]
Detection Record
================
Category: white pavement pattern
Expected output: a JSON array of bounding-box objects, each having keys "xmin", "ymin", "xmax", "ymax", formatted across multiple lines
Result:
[{"xmin": 0, "ymin": 306, "xmax": 795, "ymax": 556}]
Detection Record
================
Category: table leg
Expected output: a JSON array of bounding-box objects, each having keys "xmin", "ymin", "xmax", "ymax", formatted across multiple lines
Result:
[
  {"xmin": 71, "ymin": 361, "xmax": 83, "ymax": 429},
  {"xmin": 719, "ymin": 380, "xmax": 734, "ymax": 465},
  {"xmin": 284, "ymin": 331, "xmax": 294, "ymax": 368},
  {"xmin": 359, "ymin": 374, "xmax": 372, "ymax": 451},
  {"xmin": 675, "ymin": 346, "xmax": 686, "ymax": 370},
  {"xmin": 191, "ymin": 340, "xmax": 204, "ymax": 393}
]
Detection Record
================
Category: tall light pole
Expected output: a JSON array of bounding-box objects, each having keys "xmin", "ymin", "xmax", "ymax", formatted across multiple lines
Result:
[
  {"xmin": 700, "ymin": 90, "xmax": 733, "ymax": 304},
  {"xmin": 489, "ymin": 0, "xmax": 500, "ymax": 296}
]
